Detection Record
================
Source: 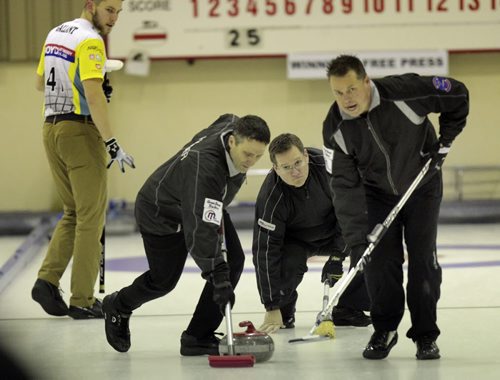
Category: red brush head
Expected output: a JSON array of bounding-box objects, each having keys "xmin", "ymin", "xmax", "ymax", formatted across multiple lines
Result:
[{"xmin": 208, "ymin": 354, "xmax": 255, "ymax": 368}]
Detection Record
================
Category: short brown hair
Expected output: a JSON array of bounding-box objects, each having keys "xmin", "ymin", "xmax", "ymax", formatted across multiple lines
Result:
[
  {"xmin": 326, "ymin": 55, "xmax": 367, "ymax": 79},
  {"xmin": 268, "ymin": 133, "xmax": 304, "ymax": 165},
  {"xmin": 233, "ymin": 115, "xmax": 271, "ymax": 145}
]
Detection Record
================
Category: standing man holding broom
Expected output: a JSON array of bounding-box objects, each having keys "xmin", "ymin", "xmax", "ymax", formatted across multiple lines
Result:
[
  {"xmin": 103, "ymin": 114, "xmax": 270, "ymax": 356},
  {"xmin": 322, "ymin": 55, "xmax": 469, "ymax": 360}
]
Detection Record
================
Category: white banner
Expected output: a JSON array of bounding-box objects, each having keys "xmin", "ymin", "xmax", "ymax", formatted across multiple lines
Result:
[
  {"xmin": 108, "ymin": 0, "xmax": 500, "ymax": 59},
  {"xmin": 287, "ymin": 50, "xmax": 449, "ymax": 79}
]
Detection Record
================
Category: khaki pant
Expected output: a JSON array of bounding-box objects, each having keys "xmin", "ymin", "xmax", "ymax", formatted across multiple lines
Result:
[{"xmin": 39, "ymin": 120, "xmax": 107, "ymax": 307}]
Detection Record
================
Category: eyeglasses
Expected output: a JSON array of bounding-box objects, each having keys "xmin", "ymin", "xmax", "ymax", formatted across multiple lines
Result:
[{"xmin": 277, "ymin": 159, "xmax": 307, "ymax": 172}]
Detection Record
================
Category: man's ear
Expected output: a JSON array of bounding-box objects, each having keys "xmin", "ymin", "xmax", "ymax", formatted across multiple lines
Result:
[
  {"xmin": 228, "ymin": 135, "xmax": 236, "ymax": 149},
  {"xmin": 85, "ymin": 0, "xmax": 95, "ymax": 13}
]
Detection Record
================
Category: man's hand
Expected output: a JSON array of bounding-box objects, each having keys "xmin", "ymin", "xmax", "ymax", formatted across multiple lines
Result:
[
  {"xmin": 427, "ymin": 141, "xmax": 451, "ymax": 172},
  {"xmin": 321, "ymin": 254, "xmax": 344, "ymax": 287},
  {"xmin": 211, "ymin": 265, "xmax": 235, "ymax": 315},
  {"xmin": 213, "ymin": 282, "xmax": 235, "ymax": 316},
  {"xmin": 105, "ymin": 138, "xmax": 135, "ymax": 173},
  {"xmin": 258, "ymin": 309, "xmax": 283, "ymax": 334}
]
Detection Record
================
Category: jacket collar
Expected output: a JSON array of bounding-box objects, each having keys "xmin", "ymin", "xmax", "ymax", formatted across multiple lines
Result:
[{"xmin": 220, "ymin": 130, "xmax": 241, "ymax": 177}]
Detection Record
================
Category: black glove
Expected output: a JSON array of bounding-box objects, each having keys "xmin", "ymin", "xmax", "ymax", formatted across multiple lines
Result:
[
  {"xmin": 211, "ymin": 266, "xmax": 235, "ymax": 315},
  {"xmin": 428, "ymin": 141, "xmax": 451, "ymax": 172},
  {"xmin": 350, "ymin": 244, "xmax": 370, "ymax": 272},
  {"xmin": 102, "ymin": 74, "xmax": 113, "ymax": 103},
  {"xmin": 104, "ymin": 137, "xmax": 135, "ymax": 173},
  {"xmin": 321, "ymin": 254, "xmax": 344, "ymax": 287}
]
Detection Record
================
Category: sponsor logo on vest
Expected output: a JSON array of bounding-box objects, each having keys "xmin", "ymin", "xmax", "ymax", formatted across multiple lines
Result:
[
  {"xmin": 202, "ymin": 198, "xmax": 222, "ymax": 225},
  {"xmin": 432, "ymin": 77, "xmax": 452, "ymax": 92},
  {"xmin": 258, "ymin": 218, "xmax": 276, "ymax": 231},
  {"xmin": 45, "ymin": 44, "xmax": 75, "ymax": 63}
]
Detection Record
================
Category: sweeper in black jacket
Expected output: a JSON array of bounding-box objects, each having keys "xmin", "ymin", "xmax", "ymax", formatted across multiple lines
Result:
[
  {"xmin": 322, "ymin": 55, "xmax": 469, "ymax": 360},
  {"xmin": 102, "ymin": 114, "xmax": 270, "ymax": 356},
  {"xmin": 253, "ymin": 133, "xmax": 371, "ymax": 333}
]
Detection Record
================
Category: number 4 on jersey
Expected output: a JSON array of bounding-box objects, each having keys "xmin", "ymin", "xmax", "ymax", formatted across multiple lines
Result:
[{"xmin": 46, "ymin": 67, "xmax": 57, "ymax": 91}]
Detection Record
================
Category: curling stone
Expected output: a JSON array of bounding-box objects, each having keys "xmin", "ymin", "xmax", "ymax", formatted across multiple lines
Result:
[{"xmin": 219, "ymin": 321, "xmax": 274, "ymax": 363}]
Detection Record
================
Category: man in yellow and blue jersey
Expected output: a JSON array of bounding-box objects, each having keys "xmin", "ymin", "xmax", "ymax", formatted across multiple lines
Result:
[{"xmin": 32, "ymin": 0, "xmax": 134, "ymax": 319}]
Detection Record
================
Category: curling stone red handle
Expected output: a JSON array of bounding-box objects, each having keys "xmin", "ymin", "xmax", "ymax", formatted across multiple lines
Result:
[{"xmin": 238, "ymin": 320, "xmax": 257, "ymax": 333}]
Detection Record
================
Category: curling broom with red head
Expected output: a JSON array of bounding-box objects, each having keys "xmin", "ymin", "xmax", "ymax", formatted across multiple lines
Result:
[{"xmin": 208, "ymin": 219, "xmax": 255, "ymax": 368}]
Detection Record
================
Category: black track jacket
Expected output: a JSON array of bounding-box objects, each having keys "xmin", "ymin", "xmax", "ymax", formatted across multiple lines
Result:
[
  {"xmin": 135, "ymin": 114, "xmax": 246, "ymax": 280},
  {"xmin": 322, "ymin": 74, "xmax": 469, "ymax": 247},
  {"xmin": 252, "ymin": 148, "xmax": 347, "ymax": 309}
]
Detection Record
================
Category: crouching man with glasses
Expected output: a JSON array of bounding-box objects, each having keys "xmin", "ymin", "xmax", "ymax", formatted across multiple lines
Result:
[{"xmin": 252, "ymin": 133, "xmax": 371, "ymax": 333}]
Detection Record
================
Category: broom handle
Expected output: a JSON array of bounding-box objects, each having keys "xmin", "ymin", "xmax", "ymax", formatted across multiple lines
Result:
[
  {"xmin": 99, "ymin": 225, "xmax": 105, "ymax": 293},
  {"xmin": 322, "ymin": 282, "xmax": 329, "ymax": 311},
  {"xmin": 220, "ymin": 218, "xmax": 235, "ymax": 355},
  {"xmin": 225, "ymin": 301, "xmax": 235, "ymax": 355},
  {"xmin": 318, "ymin": 158, "xmax": 432, "ymax": 324}
]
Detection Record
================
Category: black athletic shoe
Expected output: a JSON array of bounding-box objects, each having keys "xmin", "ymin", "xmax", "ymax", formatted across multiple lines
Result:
[
  {"xmin": 31, "ymin": 279, "xmax": 68, "ymax": 316},
  {"xmin": 281, "ymin": 315, "xmax": 295, "ymax": 329},
  {"xmin": 180, "ymin": 331, "xmax": 220, "ymax": 356},
  {"xmin": 331, "ymin": 307, "xmax": 371, "ymax": 327},
  {"xmin": 103, "ymin": 292, "xmax": 131, "ymax": 353},
  {"xmin": 416, "ymin": 337, "xmax": 440, "ymax": 360},
  {"xmin": 363, "ymin": 330, "xmax": 398, "ymax": 359},
  {"xmin": 68, "ymin": 299, "xmax": 104, "ymax": 319}
]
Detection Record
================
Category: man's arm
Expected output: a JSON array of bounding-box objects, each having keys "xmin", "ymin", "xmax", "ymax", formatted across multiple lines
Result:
[
  {"xmin": 82, "ymin": 78, "xmax": 113, "ymax": 141},
  {"xmin": 35, "ymin": 46, "xmax": 45, "ymax": 92},
  {"xmin": 252, "ymin": 176, "xmax": 287, "ymax": 310},
  {"xmin": 252, "ymin": 176, "xmax": 288, "ymax": 333},
  {"xmin": 180, "ymin": 157, "xmax": 228, "ymax": 278},
  {"xmin": 83, "ymin": 78, "xmax": 135, "ymax": 172},
  {"xmin": 398, "ymin": 74, "xmax": 469, "ymax": 146},
  {"xmin": 322, "ymin": 112, "xmax": 369, "ymax": 248}
]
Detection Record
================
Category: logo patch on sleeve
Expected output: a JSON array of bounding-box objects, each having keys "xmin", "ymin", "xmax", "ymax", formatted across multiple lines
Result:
[
  {"xmin": 258, "ymin": 218, "xmax": 276, "ymax": 231},
  {"xmin": 432, "ymin": 77, "xmax": 452, "ymax": 92},
  {"xmin": 322, "ymin": 145, "xmax": 333, "ymax": 174},
  {"xmin": 202, "ymin": 198, "xmax": 223, "ymax": 226}
]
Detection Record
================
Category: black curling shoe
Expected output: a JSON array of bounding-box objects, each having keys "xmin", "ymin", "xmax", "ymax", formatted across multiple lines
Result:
[
  {"xmin": 31, "ymin": 279, "xmax": 68, "ymax": 316},
  {"xmin": 363, "ymin": 330, "xmax": 398, "ymax": 359},
  {"xmin": 416, "ymin": 337, "xmax": 440, "ymax": 360}
]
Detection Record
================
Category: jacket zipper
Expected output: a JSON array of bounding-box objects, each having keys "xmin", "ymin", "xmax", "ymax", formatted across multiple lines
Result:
[{"xmin": 366, "ymin": 117, "xmax": 398, "ymax": 195}]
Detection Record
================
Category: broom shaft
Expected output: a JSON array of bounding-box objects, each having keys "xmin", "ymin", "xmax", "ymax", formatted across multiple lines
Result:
[
  {"xmin": 99, "ymin": 226, "xmax": 105, "ymax": 293},
  {"xmin": 317, "ymin": 158, "xmax": 432, "ymax": 326},
  {"xmin": 220, "ymin": 218, "xmax": 236, "ymax": 356},
  {"xmin": 322, "ymin": 282, "xmax": 329, "ymax": 311},
  {"xmin": 225, "ymin": 301, "xmax": 235, "ymax": 355}
]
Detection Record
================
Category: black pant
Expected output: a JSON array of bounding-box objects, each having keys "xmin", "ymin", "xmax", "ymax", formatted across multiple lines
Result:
[
  {"xmin": 279, "ymin": 241, "xmax": 370, "ymax": 318},
  {"xmin": 364, "ymin": 173, "xmax": 443, "ymax": 341},
  {"xmin": 114, "ymin": 212, "xmax": 245, "ymax": 338}
]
